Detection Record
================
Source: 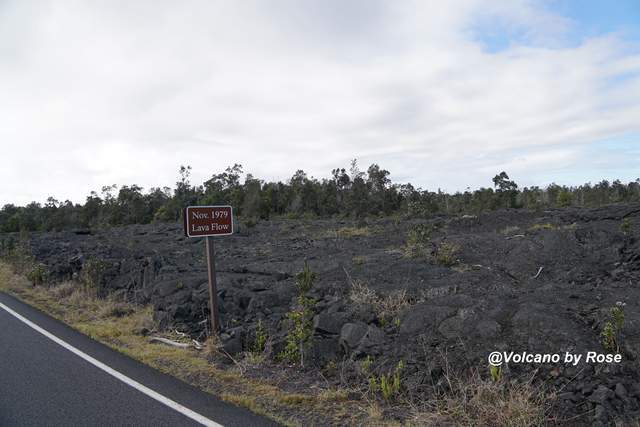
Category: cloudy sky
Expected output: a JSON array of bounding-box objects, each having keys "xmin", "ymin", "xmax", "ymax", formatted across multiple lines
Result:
[{"xmin": 1, "ymin": 0, "xmax": 639, "ymax": 205}]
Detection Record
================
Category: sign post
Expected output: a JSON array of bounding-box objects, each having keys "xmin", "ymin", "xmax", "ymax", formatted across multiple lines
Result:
[
  {"xmin": 205, "ymin": 236, "xmax": 220, "ymax": 334},
  {"xmin": 183, "ymin": 205, "xmax": 233, "ymax": 335}
]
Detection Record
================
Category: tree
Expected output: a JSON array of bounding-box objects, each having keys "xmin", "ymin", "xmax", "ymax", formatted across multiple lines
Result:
[
  {"xmin": 492, "ymin": 172, "xmax": 519, "ymax": 208},
  {"xmin": 556, "ymin": 189, "xmax": 573, "ymax": 207}
]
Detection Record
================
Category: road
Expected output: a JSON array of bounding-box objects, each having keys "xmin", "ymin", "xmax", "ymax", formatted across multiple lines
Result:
[{"xmin": 0, "ymin": 292, "xmax": 279, "ymax": 427}]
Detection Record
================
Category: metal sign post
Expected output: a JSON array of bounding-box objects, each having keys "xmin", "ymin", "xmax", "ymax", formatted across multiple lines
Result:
[
  {"xmin": 205, "ymin": 236, "xmax": 220, "ymax": 334},
  {"xmin": 183, "ymin": 205, "xmax": 233, "ymax": 336}
]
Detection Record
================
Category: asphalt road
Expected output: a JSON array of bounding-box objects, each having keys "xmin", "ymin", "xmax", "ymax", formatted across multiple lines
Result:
[{"xmin": 0, "ymin": 292, "xmax": 280, "ymax": 427}]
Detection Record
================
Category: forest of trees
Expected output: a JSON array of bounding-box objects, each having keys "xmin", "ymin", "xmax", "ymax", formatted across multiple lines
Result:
[{"xmin": 2, "ymin": 160, "xmax": 640, "ymax": 233}]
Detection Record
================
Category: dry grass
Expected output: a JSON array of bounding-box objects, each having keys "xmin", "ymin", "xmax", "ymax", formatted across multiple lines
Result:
[
  {"xmin": 410, "ymin": 368, "xmax": 549, "ymax": 427},
  {"xmin": 377, "ymin": 289, "xmax": 409, "ymax": 324},
  {"xmin": 336, "ymin": 227, "xmax": 371, "ymax": 238},
  {"xmin": 500, "ymin": 225, "xmax": 521, "ymax": 235},
  {"xmin": 349, "ymin": 280, "xmax": 409, "ymax": 325},
  {"xmin": 403, "ymin": 242, "xmax": 429, "ymax": 259},
  {"xmin": 318, "ymin": 388, "xmax": 350, "ymax": 402},
  {"xmin": 322, "ymin": 226, "xmax": 373, "ymax": 240},
  {"xmin": 349, "ymin": 279, "xmax": 379, "ymax": 307},
  {"xmin": 366, "ymin": 401, "xmax": 384, "ymax": 423},
  {"xmin": 528, "ymin": 223, "xmax": 556, "ymax": 232},
  {"xmin": 49, "ymin": 281, "xmax": 76, "ymax": 299},
  {"xmin": 352, "ymin": 255, "xmax": 366, "ymax": 265},
  {"xmin": 98, "ymin": 300, "xmax": 135, "ymax": 318}
]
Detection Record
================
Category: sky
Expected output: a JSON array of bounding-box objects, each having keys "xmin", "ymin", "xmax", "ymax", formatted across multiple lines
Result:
[{"xmin": 1, "ymin": 0, "xmax": 639, "ymax": 205}]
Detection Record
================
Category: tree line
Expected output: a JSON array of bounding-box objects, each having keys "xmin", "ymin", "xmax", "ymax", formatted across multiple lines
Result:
[{"xmin": 2, "ymin": 160, "xmax": 640, "ymax": 233}]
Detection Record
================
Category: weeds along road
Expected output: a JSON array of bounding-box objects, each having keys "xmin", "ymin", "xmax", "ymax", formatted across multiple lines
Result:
[{"xmin": 0, "ymin": 292, "xmax": 279, "ymax": 427}]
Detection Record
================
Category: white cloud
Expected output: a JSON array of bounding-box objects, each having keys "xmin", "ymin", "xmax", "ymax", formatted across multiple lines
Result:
[{"xmin": 0, "ymin": 0, "xmax": 639, "ymax": 205}]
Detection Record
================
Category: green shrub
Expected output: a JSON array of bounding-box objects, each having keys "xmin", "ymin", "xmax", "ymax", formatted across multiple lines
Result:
[
  {"xmin": 601, "ymin": 302, "xmax": 625, "ymax": 352},
  {"xmin": 251, "ymin": 319, "xmax": 267, "ymax": 354},
  {"xmin": 26, "ymin": 263, "xmax": 47, "ymax": 286},
  {"xmin": 279, "ymin": 297, "xmax": 314, "ymax": 365},
  {"xmin": 81, "ymin": 257, "xmax": 107, "ymax": 292},
  {"xmin": 2, "ymin": 240, "xmax": 34, "ymax": 274},
  {"xmin": 280, "ymin": 263, "xmax": 317, "ymax": 365},
  {"xmin": 404, "ymin": 224, "xmax": 434, "ymax": 258},
  {"xmin": 621, "ymin": 218, "xmax": 632, "ymax": 234},
  {"xmin": 435, "ymin": 242, "xmax": 460, "ymax": 266}
]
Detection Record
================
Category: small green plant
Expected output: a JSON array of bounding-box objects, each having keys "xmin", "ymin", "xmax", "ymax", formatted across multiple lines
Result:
[
  {"xmin": 368, "ymin": 376, "xmax": 378, "ymax": 393},
  {"xmin": 280, "ymin": 263, "xmax": 317, "ymax": 365},
  {"xmin": 404, "ymin": 224, "xmax": 434, "ymax": 258},
  {"xmin": 435, "ymin": 242, "xmax": 460, "ymax": 266},
  {"xmin": 601, "ymin": 302, "xmax": 625, "ymax": 352},
  {"xmin": 251, "ymin": 319, "xmax": 267, "ymax": 354},
  {"xmin": 361, "ymin": 355, "xmax": 373, "ymax": 375},
  {"xmin": 621, "ymin": 218, "xmax": 632, "ymax": 234},
  {"xmin": 369, "ymin": 360, "xmax": 404, "ymax": 401},
  {"xmin": 26, "ymin": 263, "xmax": 47, "ymax": 286},
  {"xmin": 279, "ymin": 300, "xmax": 314, "ymax": 365},
  {"xmin": 489, "ymin": 364, "xmax": 502, "ymax": 382},
  {"xmin": 295, "ymin": 261, "xmax": 316, "ymax": 295},
  {"xmin": 81, "ymin": 257, "xmax": 107, "ymax": 291},
  {"xmin": 407, "ymin": 224, "xmax": 433, "ymax": 244}
]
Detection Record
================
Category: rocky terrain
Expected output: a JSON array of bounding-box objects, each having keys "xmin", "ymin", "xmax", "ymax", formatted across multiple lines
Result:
[{"xmin": 3, "ymin": 203, "xmax": 640, "ymax": 425}]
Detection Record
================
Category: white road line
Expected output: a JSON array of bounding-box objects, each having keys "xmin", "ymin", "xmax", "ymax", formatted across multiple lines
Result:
[{"xmin": 0, "ymin": 301, "xmax": 223, "ymax": 427}]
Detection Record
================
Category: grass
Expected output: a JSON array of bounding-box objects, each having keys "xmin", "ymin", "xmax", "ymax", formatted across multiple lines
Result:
[
  {"xmin": 403, "ymin": 224, "xmax": 434, "ymax": 259},
  {"xmin": 321, "ymin": 226, "xmax": 373, "ymax": 240},
  {"xmin": 410, "ymin": 367, "xmax": 549, "ymax": 427},
  {"xmin": 349, "ymin": 279, "xmax": 409, "ymax": 326},
  {"xmin": 352, "ymin": 255, "xmax": 366, "ymax": 265},
  {"xmin": 434, "ymin": 242, "xmax": 460, "ymax": 266},
  {"xmin": 528, "ymin": 223, "xmax": 556, "ymax": 232},
  {"xmin": 500, "ymin": 225, "xmax": 521, "ymax": 235},
  {"xmin": 349, "ymin": 279, "xmax": 379, "ymax": 308},
  {"xmin": 0, "ymin": 261, "xmax": 365, "ymax": 426},
  {"xmin": 336, "ymin": 227, "xmax": 371, "ymax": 238}
]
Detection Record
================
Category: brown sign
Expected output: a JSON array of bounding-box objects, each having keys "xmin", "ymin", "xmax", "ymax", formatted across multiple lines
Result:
[{"xmin": 183, "ymin": 205, "xmax": 234, "ymax": 237}]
